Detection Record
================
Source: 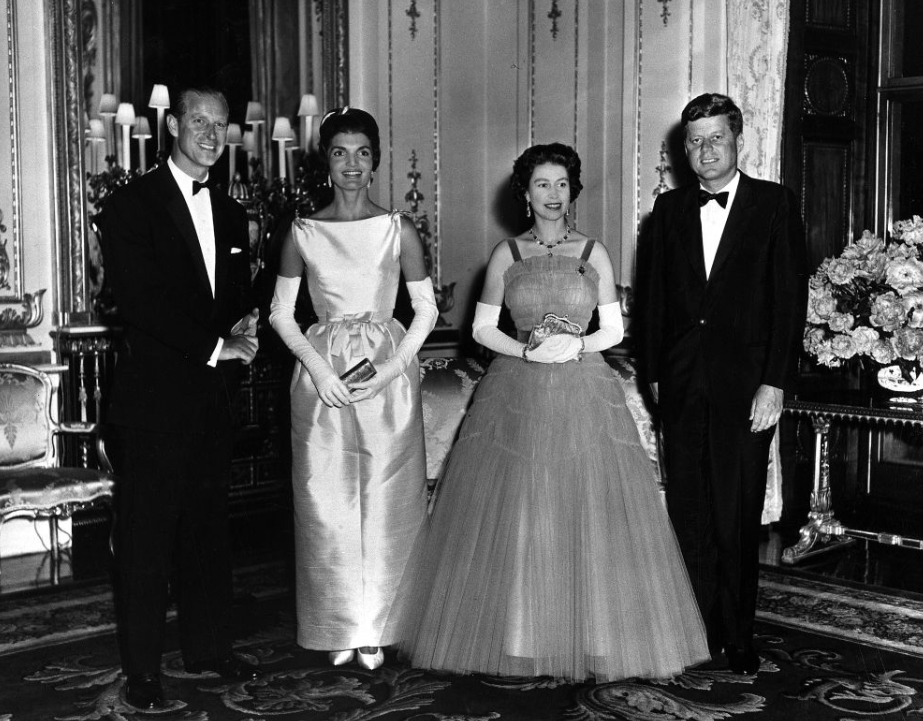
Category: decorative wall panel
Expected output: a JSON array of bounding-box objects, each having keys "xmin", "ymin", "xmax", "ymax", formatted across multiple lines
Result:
[
  {"xmin": 351, "ymin": 0, "xmax": 636, "ymax": 325},
  {"xmin": 0, "ymin": 0, "xmax": 24, "ymax": 302},
  {"xmin": 803, "ymin": 141, "xmax": 849, "ymax": 268}
]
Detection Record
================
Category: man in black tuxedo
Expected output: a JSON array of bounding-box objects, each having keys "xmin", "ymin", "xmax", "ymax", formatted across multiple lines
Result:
[
  {"xmin": 639, "ymin": 93, "xmax": 807, "ymax": 675},
  {"xmin": 99, "ymin": 85, "xmax": 261, "ymax": 709}
]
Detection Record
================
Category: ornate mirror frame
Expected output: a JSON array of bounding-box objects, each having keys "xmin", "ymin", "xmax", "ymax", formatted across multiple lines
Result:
[{"xmin": 44, "ymin": 0, "xmax": 349, "ymax": 326}]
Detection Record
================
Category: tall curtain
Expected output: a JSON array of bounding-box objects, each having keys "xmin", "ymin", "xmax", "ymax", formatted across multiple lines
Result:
[
  {"xmin": 727, "ymin": 0, "xmax": 790, "ymax": 183},
  {"xmin": 726, "ymin": 0, "xmax": 791, "ymax": 524}
]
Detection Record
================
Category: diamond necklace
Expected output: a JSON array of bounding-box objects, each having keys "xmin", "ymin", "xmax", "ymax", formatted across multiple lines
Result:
[{"xmin": 529, "ymin": 222, "xmax": 570, "ymax": 256}]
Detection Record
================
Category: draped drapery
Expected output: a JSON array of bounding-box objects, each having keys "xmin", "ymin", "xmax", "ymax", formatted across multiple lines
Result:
[
  {"xmin": 727, "ymin": 0, "xmax": 791, "ymax": 524},
  {"xmin": 727, "ymin": 0, "xmax": 790, "ymax": 184}
]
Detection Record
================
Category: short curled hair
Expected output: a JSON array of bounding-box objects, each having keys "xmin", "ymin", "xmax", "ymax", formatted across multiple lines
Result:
[
  {"xmin": 681, "ymin": 93, "xmax": 743, "ymax": 137},
  {"xmin": 510, "ymin": 143, "xmax": 583, "ymax": 205},
  {"xmin": 318, "ymin": 107, "xmax": 382, "ymax": 171}
]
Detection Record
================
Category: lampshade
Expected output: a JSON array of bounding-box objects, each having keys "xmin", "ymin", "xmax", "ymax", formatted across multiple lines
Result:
[
  {"xmin": 226, "ymin": 123, "xmax": 243, "ymax": 145},
  {"xmin": 98, "ymin": 93, "xmax": 118, "ymax": 116},
  {"xmin": 245, "ymin": 102, "xmax": 266, "ymax": 124},
  {"xmin": 115, "ymin": 103, "xmax": 136, "ymax": 126},
  {"xmin": 298, "ymin": 93, "xmax": 319, "ymax": 117},
  {"xmin": 287, "ymin": 128, "xmax": 299, "ymax": 146},
  {"xmin": 242, "ymin": 130, "xmax": 256, "ymax": 152},
  {"xmin": 148, "ymin": 84, "xmax": 170, "ymax": 109},
  {"xmin": 88, "ymin": 118, "xmax": 107, "ymax": 140},
  {"xmin": 271, "ymin": 117, "xmax": 294, "ymax": 141},
  {"xmin": 132, "ymin": 117, "xmax": 152, "ymax": 139}
]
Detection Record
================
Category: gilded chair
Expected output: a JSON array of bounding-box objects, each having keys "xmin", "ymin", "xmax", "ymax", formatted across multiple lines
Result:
[{"xmin": 0, "ymin": 363, "xmax": 115, "ymax": 586}]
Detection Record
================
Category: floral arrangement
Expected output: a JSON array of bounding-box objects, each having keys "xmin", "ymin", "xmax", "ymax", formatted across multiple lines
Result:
[{"xmin": 804, "ymin": 216, "xmax": 923, "ymax": 380}]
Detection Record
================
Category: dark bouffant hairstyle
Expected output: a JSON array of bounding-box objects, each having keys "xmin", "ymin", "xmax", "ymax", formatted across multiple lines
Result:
[
  {"xmin": 510, "ymin": 142, "xmax": 583, "ymax": 204},
  {"xmin": 168, "ymin": 85, "xmax": 229, "ymax": 119},
  {"xmin": 318, "ymin": 107, "xmax": 382, "ymax": 171},
  {"xmin": 681, "ymin": 93, "xmax": 743, "ymax": 137}
]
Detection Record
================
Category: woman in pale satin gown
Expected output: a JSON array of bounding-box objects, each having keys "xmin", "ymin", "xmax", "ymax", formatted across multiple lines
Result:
[
  {"xmin": 269, "ymin": 108, "xmax": 437, "ymax": 671},
  {"xmin": 388, "ymin": 143, "xmax": 709, "ymax": 682}
]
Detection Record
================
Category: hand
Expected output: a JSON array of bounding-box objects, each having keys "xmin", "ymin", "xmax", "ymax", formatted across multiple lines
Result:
[
  {"xmin": 231, "ymin": 307, "xmax": 259, "ymax": 337},
  {"xmin": 526, "ymin": 334, "xmax": 583, "ymax": 363},
  {"xmin": 649, "ymin": 382, "xmax": 659, "ymax": 404},
  {"xmin": 750, "ymin": 384, "xmax": 783, "ymax": 433},
  {"xmin": 313, "ymin": 374, "xmax": 354, "ymax": 408},
  {"xmin": 219, "ymin": 334, "xmax": 259, "ymax": 364},
  {"xmin": 348, "ymin": 359, "xmax": 401, "ymax": 401}
]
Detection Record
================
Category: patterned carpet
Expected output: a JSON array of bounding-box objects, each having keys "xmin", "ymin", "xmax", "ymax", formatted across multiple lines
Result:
[{"xmin": 1, "ymin": 565, "xmax": 922, "ymax": 720}]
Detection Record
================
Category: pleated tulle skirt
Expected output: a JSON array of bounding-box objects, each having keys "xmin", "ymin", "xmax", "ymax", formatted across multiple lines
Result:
[{"xmin": 387, "ymin": 352, "xmax": 710, "ymax": 682}]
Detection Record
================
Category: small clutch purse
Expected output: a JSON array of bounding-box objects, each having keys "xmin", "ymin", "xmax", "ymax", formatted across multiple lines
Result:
[
  {"xmin": 527, "ymin": 313, "xmax": 582, "ymax": 350},
  {"xmin": 340, "ymin": 358, "xmax": 377, "ymax": 384}
]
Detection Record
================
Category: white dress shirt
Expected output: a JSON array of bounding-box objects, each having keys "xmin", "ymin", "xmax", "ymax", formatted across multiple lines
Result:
[
  {"xmin": 167, "ymin": 157, "xmax": 223, "ymax": 364},
  {"xmin": 700, "ymin": 170, "xmax": 741, "ymax": 279}
]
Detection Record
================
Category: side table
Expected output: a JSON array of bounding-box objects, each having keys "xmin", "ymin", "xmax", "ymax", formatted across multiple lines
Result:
[{"xmin": 782, "ymin": 398, "xmax": 923, "ymax": 563}]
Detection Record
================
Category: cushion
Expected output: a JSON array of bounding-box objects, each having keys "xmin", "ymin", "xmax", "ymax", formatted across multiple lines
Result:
[{"xmin": 0, "ymin": 372, "xmax": 50, "ymax": 467}]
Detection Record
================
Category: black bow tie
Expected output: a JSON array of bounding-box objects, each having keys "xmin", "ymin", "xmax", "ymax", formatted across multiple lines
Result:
[
  {"xmin": 192, "ymin": 178, "xmax": 218, "ymax": 195},
  {"xmin": 699, "ymin": 190, "xmax": 729, "ymax": 208}
]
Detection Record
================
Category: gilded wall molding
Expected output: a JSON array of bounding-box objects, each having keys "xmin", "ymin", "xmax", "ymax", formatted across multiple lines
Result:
[
  {"xmin": 1, "ymin": 0, "xmax": 23, "ymax": 302},
  {"xmin": 406, "ymin": 0, "xmax": 421, "ymax": 39},
  {"xmin": 322, "ymin": 0, "xmax": 349, "ymax": 109},
  {"xmin": 46, "ymin": 0, "xmax": 91, "ymax": 321},
  {"xmin": 659, "ymin": 0, "xmax": 673, "ymax": 26},
  {"xmin": 547, "ymin": 0, "xmax": 562, "ymax": 39}
]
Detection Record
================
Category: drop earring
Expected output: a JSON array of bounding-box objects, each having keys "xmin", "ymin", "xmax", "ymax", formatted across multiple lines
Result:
[
  {"xmin": 526, "ymin": 202, "xmax": 531, "ymax": 218},
  {"xmin": 368, "ymin": 172, "xmax": 375, "ymax": 187},
  {"xmin": 327, "ymin": 174, "xmax": 332, "ymax": 187}
]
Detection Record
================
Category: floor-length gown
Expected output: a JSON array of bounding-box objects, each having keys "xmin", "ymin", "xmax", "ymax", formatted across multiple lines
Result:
[
  {"xmin": 289, "ymin": 211, "xmax": 427, "ymax": 650},
  {"xmin": 389, "ymin": 239, "xmax": 710, "ymax": 681}
]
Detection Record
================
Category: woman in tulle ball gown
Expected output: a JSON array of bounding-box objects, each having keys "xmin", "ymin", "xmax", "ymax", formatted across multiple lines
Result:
[
  {"xmin": 269, "ymin": 107, "xmax": 437, "ymax": 671},
  {"xmin": 388, "ymin": 143, "xmax": 710, "ymax": 682}
]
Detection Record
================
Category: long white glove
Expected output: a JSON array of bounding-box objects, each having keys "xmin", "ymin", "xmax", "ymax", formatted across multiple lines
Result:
[
  {"xmin": 582, "ymin": 302, "xmax": 624, "ymax": 352},
  {"xmin": 269, "ymin": 275, "xmax": 351, "ymax": 407},
  {"xmin": 472, "ymin": 302, "xmax": 582, "ymax": 363},
  {"xmin": 472, "ymin": 302, "xmax": 524, "ymax": 358},
  {"xmin": 350, "ymin": 279, "xmax": 438, "ymax": 398}
]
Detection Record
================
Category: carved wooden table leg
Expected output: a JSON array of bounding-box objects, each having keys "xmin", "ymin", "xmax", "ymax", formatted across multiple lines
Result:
[{"xmin": 782, "ymin": 415, "xmax": 854, "ymax": 564}]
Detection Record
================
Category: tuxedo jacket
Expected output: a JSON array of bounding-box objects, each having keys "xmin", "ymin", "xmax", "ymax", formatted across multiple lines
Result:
[
  {"xmin": 98, "ymin": 164, "xmax": 253, "ymax": 434},
  {"xmin": 639, "ymin": 172, "xmax": 808, "ymax": 425}
]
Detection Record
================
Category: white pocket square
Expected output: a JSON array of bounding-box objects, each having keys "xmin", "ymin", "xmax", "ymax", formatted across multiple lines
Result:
[{"xmin": 230, "ymin": 247, "xmax": 243, "ymax": 254}]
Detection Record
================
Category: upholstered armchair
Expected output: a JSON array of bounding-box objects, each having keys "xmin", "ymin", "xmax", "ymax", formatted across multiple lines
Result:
[{"xmin": 0, "ymin": 363, "xmax": 115, "ymax": 586}]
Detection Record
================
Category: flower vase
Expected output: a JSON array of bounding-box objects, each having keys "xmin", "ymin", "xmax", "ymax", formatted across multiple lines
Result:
[{"xmin": 875, "ymin": 365, "xmax": 923, "ymax": 404}]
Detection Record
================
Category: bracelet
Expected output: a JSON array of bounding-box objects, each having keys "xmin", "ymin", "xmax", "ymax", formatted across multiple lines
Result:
[
  {"xmin": 521, "ymin": 344, "xmax": 531, "ymax": 363},
  {"xmin": 576, "ymin": 336, "xmax": 585, "ymax": 363}
]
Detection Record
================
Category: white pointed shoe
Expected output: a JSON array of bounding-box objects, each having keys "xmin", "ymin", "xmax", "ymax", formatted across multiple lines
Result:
[
  {"xmin": 328, "ymin": 649, "xmax": 355, "ymax": 666},
  {"xmin": 356, "ymin": 647, "xmax": 384, "ymax": 670}
]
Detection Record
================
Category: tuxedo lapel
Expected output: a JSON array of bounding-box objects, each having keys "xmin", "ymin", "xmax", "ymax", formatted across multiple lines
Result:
[
  {"xmin": 153, "ymin": 166, "xmax": 214, "ymax": 299},
  {"xmin": 678, "ymin": 186, "xmax": 707, "ymax": 283},
  {"xmin": 211, "ymin": 196, "xmax": 233, "ymax": 311},
  {"xmin": 709, "ymin": 173, "xmax": 756, "ymax": 281}
]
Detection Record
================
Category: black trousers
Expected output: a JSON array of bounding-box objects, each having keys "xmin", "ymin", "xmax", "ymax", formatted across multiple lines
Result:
[
  {"xmin": 662, "ymin": 391, "xmax": 773, "ymax": 654},
  {"xmin": 112, "ymin": 422, "xmax": 234, "ymax": 675}
]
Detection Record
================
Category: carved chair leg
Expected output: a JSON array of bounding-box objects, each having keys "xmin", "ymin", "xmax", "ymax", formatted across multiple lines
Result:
[{"xmin": 49, "ymin": 516, "xmax": 60, "ymax": 586}]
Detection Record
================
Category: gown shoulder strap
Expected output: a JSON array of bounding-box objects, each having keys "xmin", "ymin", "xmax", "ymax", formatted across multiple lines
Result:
[
  {"xmin": 507, "ymin": 238, "xmax": 523, "ymax": 262},
  {"xmin": 580, "ymin": 238, "xmax": 596, "ymax": 261}
]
